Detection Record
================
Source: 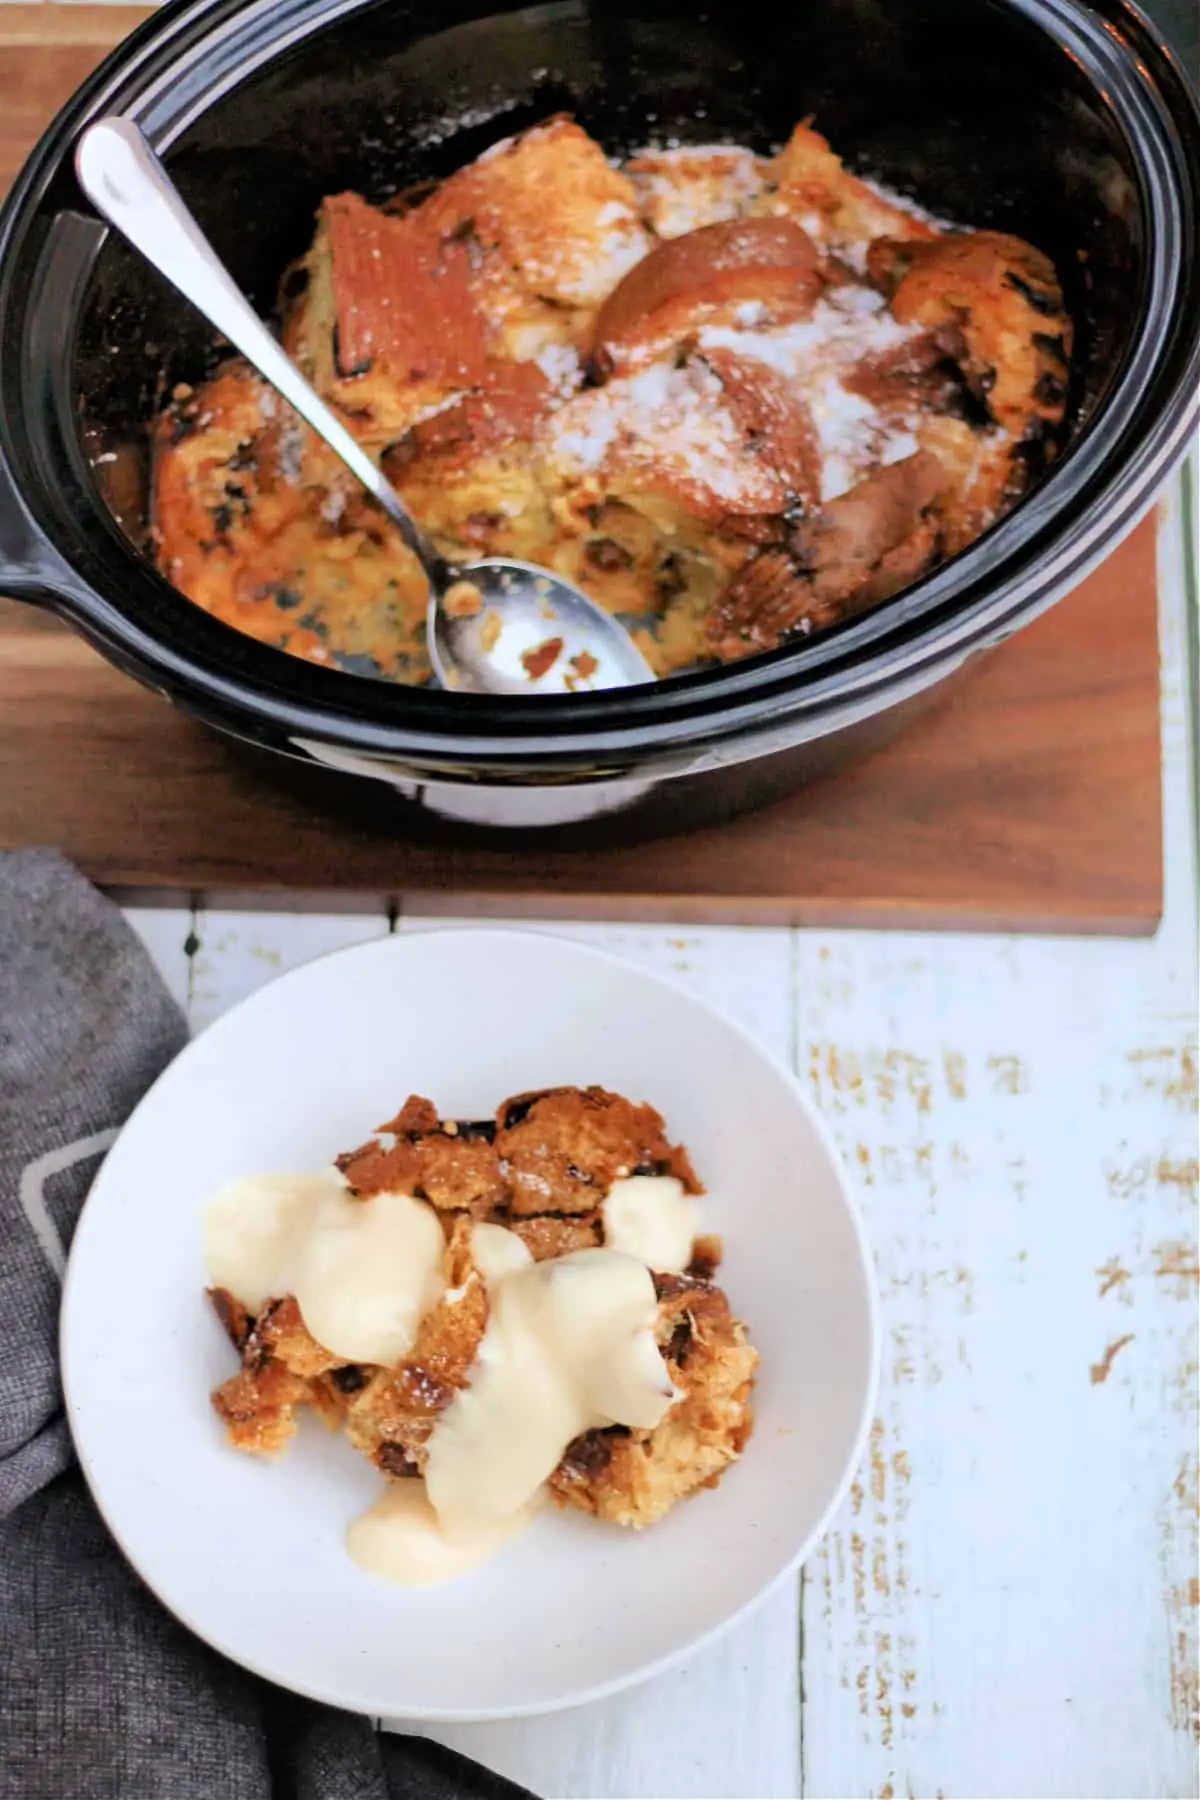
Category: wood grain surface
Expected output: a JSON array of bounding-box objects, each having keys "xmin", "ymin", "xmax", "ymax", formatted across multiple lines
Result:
[
  {"xmin": 0, "ymin": 519, "xmax": 1163, "ymax": 930},
  {"xmin": 0, "ymin": 7, "xmax": 153, "ymax": 190},
  {"xmin": 0, "ymin": 7, "xmax": 1165, "ymax": 933}
]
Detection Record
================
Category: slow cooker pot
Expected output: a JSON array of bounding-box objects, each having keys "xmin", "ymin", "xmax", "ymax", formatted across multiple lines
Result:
[{"xmin": 0, "ymin": 0, "xmax": 1197, "ymax": 839}]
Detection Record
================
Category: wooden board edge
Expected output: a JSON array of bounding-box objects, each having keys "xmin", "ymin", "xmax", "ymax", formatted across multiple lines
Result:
[{"xmin": 104, "ymin": 884, "xmax": 1163, "ymax": 937}]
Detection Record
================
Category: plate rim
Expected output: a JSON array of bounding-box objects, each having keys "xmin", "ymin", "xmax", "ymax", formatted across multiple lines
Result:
[{"xmin": 60, "ymin": 924, "xmax": 881, "ymax": 1722}]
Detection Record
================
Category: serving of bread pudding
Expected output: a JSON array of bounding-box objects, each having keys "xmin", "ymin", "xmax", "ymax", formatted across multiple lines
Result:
[{"xmin": 204, "ymin": 1086, "xmax": 758, "ymax": 1581}]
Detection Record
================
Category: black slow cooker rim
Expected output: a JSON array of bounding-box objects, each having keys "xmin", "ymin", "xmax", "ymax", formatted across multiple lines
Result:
[{"xmin": 0, "ymin": 0, "xmax": 1197, "ymax": 770}]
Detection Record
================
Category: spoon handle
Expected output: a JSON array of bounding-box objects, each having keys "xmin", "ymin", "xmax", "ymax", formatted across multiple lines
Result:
[{"xmin": 74, "ymin": 117, "xmax": 453, "ymax": 588}]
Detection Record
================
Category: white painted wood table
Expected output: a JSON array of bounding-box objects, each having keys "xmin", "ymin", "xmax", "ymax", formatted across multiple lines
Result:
[{"xmin": 122, "ymin": 487, "xmax": 1199, "ymax": 1799}]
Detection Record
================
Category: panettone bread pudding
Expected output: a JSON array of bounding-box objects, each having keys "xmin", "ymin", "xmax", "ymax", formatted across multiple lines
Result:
[
  {"xmin": 203, "ymin": 1086, "xmax": 758, "ymax": 1581},
  {"xmin": 154, "ymin": 118, "xmax": 1073, "ymax": 685}
]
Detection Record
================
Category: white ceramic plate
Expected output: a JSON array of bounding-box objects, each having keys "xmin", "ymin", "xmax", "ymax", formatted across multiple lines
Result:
[{"xmin": 62, "ymin": 928, "xmax": 878, "ymax": 1721}]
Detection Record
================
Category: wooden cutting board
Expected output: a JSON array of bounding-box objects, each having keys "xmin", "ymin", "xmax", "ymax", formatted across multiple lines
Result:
[{"xmin": 0, "ymin": 7, "xmax": 1164, "ymax": 932}]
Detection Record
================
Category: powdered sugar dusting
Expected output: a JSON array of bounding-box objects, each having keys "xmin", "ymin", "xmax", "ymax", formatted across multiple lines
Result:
[
  {"xmin": 880, "ymin": 429, "xmax": 921, "ymax": 466},
  {"xmin": 517, "ymin": 217, "xmax": 648, "ymax": 307},
  {"xmin": 630, "ymin": 145, "xmax": 766, "ymax": 238},
  {"xmin": 411, "ymin": 390, "xmax": 473, "ymax": 428},
  {"xmin": 476, "ymin": 127, "xmax": 519, "ymax": 165},
  {"xmin": 545, "ymin": 275, "xmax": 927, "ymax": 505},
  {"xmin": 697, "ymin": 295, "xmax": 925, "ymax": 499},
  {"xmin": 698, "ymin": 295, "xmax": 916, "ymax": 379},
  {"xmin": 836, "ymin": 240, "xmax": 871, "ymax": 277},
  {"xmin": 545, "ymin": 360, "xmax": 781, "ymax": 512},
  {"xmin": 548, "ymin": 396, "xmax": 622, "ymax": 471},
  {"xmin": 806, "ymin": 374, "xmax": 917, "ymax": 501},
  {"xmin": 757, "ymin": 170, "xmax": 945, "ymax": 273},
  {"xmin": 533, "ymin": 342, "xmax": 584, "ymax": 398}
]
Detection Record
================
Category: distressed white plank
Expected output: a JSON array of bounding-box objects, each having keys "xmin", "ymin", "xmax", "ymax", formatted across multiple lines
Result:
[
  {"xmin": 798, "ymin": 495, "xmax": 1198, "ymax": 1800},
  {"xmin": 122, "ymin": 905, "xmax": 194, "ymax": 1015},
  {"xmin": 186, "ymin": 906, "xmax": 391, "ymax": 1034},
  {"xmin": 423, "ymin": 1597, "xmax": 799, "ymax": 1800},
  {"xmin": 392, "ymin": 919, "xmax": 802, "ymax": 1800}
]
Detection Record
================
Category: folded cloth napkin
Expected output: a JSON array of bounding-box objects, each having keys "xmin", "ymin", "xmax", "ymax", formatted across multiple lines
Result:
[{"xmin": 0, "ymin": 849, "xmax": 533, "ymax": 1800}]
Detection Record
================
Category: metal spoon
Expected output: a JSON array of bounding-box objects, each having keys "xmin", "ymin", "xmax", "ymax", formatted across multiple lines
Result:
[{"xmin": 74, "ymin": 118, "xmax": 655, "ymax": 697}]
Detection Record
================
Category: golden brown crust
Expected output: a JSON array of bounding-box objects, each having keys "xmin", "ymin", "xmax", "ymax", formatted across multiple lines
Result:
[
  {"xmin": 211, "ymin": 1358, "xmax": 316, "ymax": 1456},
  {"xmin": 495, "ymin": 1085, "xmax": 702, "ymax": 1215},
  {"xmin": 627, "ymin": 146, "xmax": 769, "ymax": 238},
  {"xmin": 208, "ymin": 1284, "xmax": 254, "ymax": 1352},
  {"xmin": 285, "ymin": 207, "xmax": 483, "ymax": 452},
  {"xmin": 252, "ymin": 1295, "xmax": 344, "ymax": 1379},
  {"xmin": 867, "ymin": 230, "xmax": 1073, "ymax": 441},
  {"xmin": 324, "ymin": 191, "xmax": 490, "ymax": 389},
  {"xmin": 420, "ymin": 116, "xmax": 651, "ymax": 314},
  {"xmin": 687, "ymin": 1233, "xmax": 724, "ymax": 1280},
  {"xmin": 505, "ymin": 1212, "xmax": 604, "ymax": 1261},
  {"xmin": 758, "ymin": 123, "xmax": 939, "ymax": 255},
  {"xmin": 592, "ymin": 216, "xmax": 822, "ymax": 373},
  {"xmin": 207, "ymin": 1289, "xmax": 348, "ymax": 1454},
  {"xmin": 915, "ymin": 415, "xmax": 1018, "ymax": 557},
  {"xmin": 335, "ymin": 1084, "xmax": 701, "ymax": 1218},
  {"xmin": 152, "ymin": 362, "xmax": 431, "ymax": 681},
  {"xmin": 337, "ymin": 1097, "xmax": 507, "ymax": 1214},
  {"xmin": 384, "ymin": 360, "xmax": 554, "ymax": 480}
]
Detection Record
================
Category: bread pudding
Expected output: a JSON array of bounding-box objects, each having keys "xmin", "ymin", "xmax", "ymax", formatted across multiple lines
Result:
[
  {"xmin": 203, "ymin": 1086, "xmax": 758, "ymax": 1584},
  {"xmin": 154, "ymin": 117, "xmax": 1073, "ymax": 687}
]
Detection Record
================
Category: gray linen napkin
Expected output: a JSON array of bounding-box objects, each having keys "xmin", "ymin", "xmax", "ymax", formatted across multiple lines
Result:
[{"xmin": 0, "ymin": 849, "xmax": 533, "ymax": 1800}]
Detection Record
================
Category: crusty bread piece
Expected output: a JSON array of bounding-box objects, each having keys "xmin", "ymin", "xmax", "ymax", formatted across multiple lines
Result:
[
  {"xmin": 337, "ymin": 1085, "xmax": 700, "ymax": 1217},
  {"xmin": 284, "ymin": 193, "xmax": 490, "ymax": 451},
  {"xmin": 627, "ymin": 146, "xmax": 769, "ymax": 239},
  {"xmin": 337, "ymin": 1095, "xmax": 507, "ymax": 1214},
  {"xmin": 209, "ymin": 1289, "xmax": 345, "ymax": 1455},
  {"xmin": 420, "ymin": 116, "xmax": 651, "ymax": 316},
  {"xmin": 495, "ymin": 1084, "xmax": 702, "ymax": 1215},
  {"xmin": 754, "ymin": 123, "xmax": 938, "ymax": 263}
]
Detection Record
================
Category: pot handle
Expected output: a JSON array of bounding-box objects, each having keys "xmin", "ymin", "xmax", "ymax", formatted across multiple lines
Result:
[{"xmin": 0, "ymin": 442, "xmax": 78, "ymax": 609}]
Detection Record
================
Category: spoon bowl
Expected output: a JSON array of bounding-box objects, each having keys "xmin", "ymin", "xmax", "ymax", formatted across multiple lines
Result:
[{"xmin": 432, "ymin": 560, "xmax": 654, "ymax": 694}]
